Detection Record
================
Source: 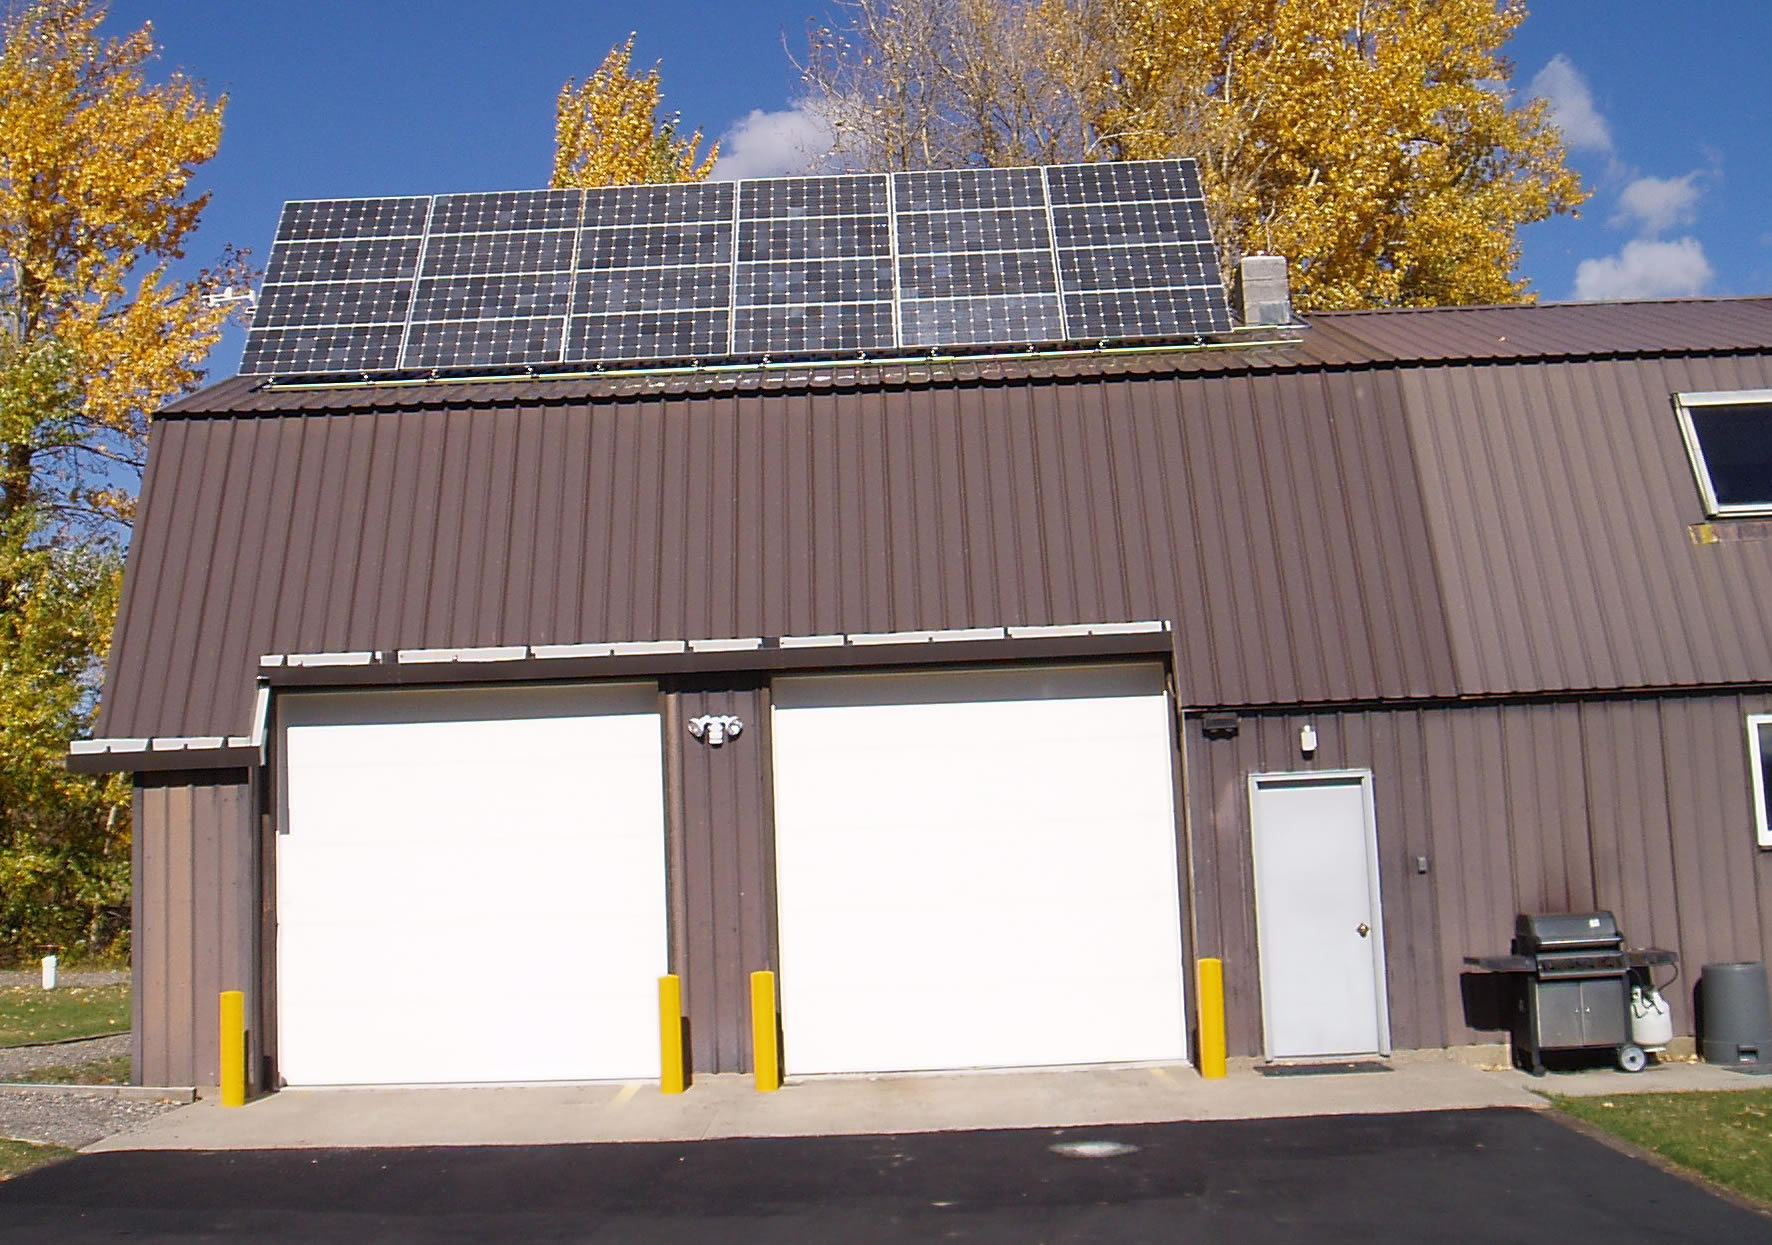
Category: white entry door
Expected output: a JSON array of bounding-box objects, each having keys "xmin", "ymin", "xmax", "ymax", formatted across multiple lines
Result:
[
  {"xmin": 770, "ymin": 662, "xmax": 1188, "ymax": 1075},
  {"xmin": 1249, "ymin": 771, "xmax": 1389, "ymax": 1059},
  {"xmin": 277, "ymin": 682, "xmax": 668, "ymax": 1086}
]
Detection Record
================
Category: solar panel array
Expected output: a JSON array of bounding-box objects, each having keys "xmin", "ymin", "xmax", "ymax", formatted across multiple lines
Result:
[{"xmin": 241, "ymin": 160, "xmax": 1231, "ymax": 377}]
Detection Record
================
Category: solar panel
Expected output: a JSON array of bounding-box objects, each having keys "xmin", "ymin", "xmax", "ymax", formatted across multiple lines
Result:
[
  {"xmin": 1045, "ymin": 160, "xmax": 1231, "ymax": 340},
  {"xmin": 731, "ymin": 175, "xmax": 895, "ymax": 354},
  {"xmin": 893, "ymin": 166, "xmax": 1064, "ymax": 350},
  {"xmin": 571, "ymin": 181, "xmax": 735, "ymax": 362},
  {"xmin": 243, "ymin": 196, "xmax": 430, "ymax": 374},
  {"xmin": 242, "ymin": 160, "xmax": 1232, "ymax": 377}
]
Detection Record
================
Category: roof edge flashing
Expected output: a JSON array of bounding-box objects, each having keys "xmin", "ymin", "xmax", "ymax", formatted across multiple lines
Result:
[
  {"xmin": 260, "ymin": 621, "xmax": 1176, "ymax": 692},
  {"xmin": 67, "ymin": 737, "xmax": 258, "ymax": 775}
]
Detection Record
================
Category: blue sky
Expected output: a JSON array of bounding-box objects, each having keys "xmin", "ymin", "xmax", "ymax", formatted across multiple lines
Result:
[{"xmin": 100, "ymin": 2, "xmax": 1770, "ymax": 374}]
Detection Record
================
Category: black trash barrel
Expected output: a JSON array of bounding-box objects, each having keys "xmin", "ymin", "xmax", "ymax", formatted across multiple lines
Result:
[{"xmin": 1700, "ymin": 962, "xmax": 1772, "ymax": 1065}]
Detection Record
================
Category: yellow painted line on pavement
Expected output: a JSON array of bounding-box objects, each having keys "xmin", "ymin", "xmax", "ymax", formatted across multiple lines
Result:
[
  {"xmin": 609, "ymin": 1082, "xmax": 641, "ymax": 1110},
  {"xmin": 1149, "ymin": 1066, "xmax": 1181, "ymax": 1090}
]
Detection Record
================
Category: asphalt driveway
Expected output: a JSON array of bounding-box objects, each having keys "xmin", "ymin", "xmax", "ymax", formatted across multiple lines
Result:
[{"xmin": 2, "ymin": 1108, "xmax": 1767, "ymax": 1242}]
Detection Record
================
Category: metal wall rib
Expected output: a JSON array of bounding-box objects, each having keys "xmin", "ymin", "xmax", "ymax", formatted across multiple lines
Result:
[
  {"xmin": 101, "ymin": 344, "xmax": 1772, "ymax": 745},
  {"xmin": 665, "ymin": 682, "xmax": 776, "ymax": 1075},
  {"xmin": 132, "ymin": 771, "xmax": 256, "ymax": 1088},
  {"xmin": 1186, "ymin": 692, "xmax": 1772, "ymax": 1056},
  {"xmin": 1403, "ymin": 356, "xmax": 1772, "ymax": 695},
  {"xmin": 100, "ymin": 366, "xmax": 1458, "ymax": 741}
]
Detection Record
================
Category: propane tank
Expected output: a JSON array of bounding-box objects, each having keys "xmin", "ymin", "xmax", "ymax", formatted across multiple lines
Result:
[{"xmin": 1631, "ymin": 984, "xmax": 1675, "ymax": 1051}]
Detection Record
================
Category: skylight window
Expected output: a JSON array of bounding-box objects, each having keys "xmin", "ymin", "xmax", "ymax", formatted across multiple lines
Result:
[{"xmin": 1676, "ymin": 390, "xmax": 1772, "ymax": 516}]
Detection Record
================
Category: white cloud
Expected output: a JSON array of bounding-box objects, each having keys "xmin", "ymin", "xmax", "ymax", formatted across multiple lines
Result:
[
  {"xmin": 1572, "ymin": 238, "xmax": 1714, "ymax": 301},
  {"xmin": 1611, "ymin": 173, "xmax": 1702, "ymax": 236},
  {"xmin": 710, "ymin": 105, "xmax": 835, "ymax": 181},
  {"xmin": 1528, "ymin": 55, "xmax": 1612, "ymax": 153}
]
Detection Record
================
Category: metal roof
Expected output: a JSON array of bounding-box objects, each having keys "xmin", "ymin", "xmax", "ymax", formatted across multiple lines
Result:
[
  {"xmin": 162, "ymin": 297, "xmax": 1772, "ymax": 417},
  {"xmin": 1305, "ymin": 297, "xmax": 1772, "ymax": 364},
  {"xmin": 94, "ymin": 297, "xmax": 1772, "ymax": 747}
]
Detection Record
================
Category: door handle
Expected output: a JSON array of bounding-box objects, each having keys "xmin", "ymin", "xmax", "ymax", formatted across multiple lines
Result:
[{"xmin": 1357, "ymin": 923, "xmax": 1370, "ymax": 938}]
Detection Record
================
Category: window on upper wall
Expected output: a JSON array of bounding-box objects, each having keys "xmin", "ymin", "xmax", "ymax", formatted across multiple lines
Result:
[
  {"xmin": 1748, "ymin": 715, "xmax": 1772, "ymax": 848},
  {"xmin": 1676, "ymin": 390, "xmax": 1772, "ymax": 516}
]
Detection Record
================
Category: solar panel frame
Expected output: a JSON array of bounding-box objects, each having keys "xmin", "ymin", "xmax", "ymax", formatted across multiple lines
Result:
[
  {"xmin": 731, "ymin": 172, "xmax": 896, "ymax": 357},
  {"xmin": 242, "ymin": 160, "xmax": 1232, "ymax": 377},
  {"xmin": 893, "ymin": 168, "xmax": 1065, "ymax": 349},
  {"xmin": 243, "ymin": 195, "xmax": 432, "ymax": 375},
  {"xmin": 572, "ymin": 183, "xmax": 735, "ymax": 364},
  {"xmin": 1045, "ymin": 160, "xmax": 1231, "ymax": 341}
]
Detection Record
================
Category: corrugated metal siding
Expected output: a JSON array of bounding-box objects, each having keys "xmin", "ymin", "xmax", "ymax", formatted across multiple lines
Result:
[
  {"xmin": 132, "ymin": 771, "xmax": 257, "ymax": 1088},
  {"xmin": 1187, "ymin": 693, "xmax": 1772, "ymax": 1056},
  {"xmin": 1404, "ymin": 355, "xmax": 1772, "ymax": 695},
  {"xmin": 100, "ymin": 366, "xmax": 1457, "ymax": 740},
  {"xmin": 664, "ymin": 682, "xmax": 776, "ymax": 1075}
]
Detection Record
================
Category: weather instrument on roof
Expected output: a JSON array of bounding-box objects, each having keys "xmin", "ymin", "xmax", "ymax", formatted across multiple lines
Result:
[{"xmin": 240, "ymin": 159, "xmax": 1232, "ymax": 378}]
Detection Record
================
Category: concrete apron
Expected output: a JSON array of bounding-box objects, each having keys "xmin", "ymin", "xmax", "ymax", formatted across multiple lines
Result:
[{"xmin": 85, "ymin": 1052, "xmax": 1595, "ymax": 1153}]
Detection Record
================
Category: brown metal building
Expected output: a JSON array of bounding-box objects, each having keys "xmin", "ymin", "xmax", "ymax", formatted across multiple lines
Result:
[{"xmin": 73, "ymin": 296, "xmax": 1772, "ymax": 1089}]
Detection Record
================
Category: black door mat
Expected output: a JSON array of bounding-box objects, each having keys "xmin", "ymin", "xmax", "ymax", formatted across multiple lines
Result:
[{"xmin": 1255, "ymin": 1060, "xmax": 1393, "ymax": 1077}]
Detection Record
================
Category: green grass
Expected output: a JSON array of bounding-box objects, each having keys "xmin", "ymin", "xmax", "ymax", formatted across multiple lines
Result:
[
  {"xmin": 0, "ymin": 1139, "xmax": 75, "ymax": 1181},
  {"xmin": 0, "ymin": 1054, "xmax": 132, "ymax": 1085},
  {"xmin": 0, "ymin": 985, "xmax": 129, "ymax": 1047},
  {"xmin": 1555, "ymin": 1089, "xmax": 1772, "ymax": 1206}
]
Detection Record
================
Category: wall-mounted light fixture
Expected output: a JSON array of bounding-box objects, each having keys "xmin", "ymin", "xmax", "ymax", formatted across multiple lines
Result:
[
  {"xmin": 688, "ymin": 714, "xmax": 744, "ymax": 747},
  {"xmin": 1299, "ymin": 723, "xmax": 1318, "ymax": 757}
]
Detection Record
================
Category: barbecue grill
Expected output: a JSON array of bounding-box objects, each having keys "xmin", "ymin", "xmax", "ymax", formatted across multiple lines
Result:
[{"xmin": 1465, "ymin": 911, "xmax": 1677, "ymax": 1075}]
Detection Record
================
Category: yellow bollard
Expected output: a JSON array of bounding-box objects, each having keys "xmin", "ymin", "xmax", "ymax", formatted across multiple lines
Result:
[
  {"xmin": 659, "ymin": 975, "xmax": 686, "ymax": 1094},
  {"xmin": 219, "ymin": 990, "xmax": 246, "ymax": 1107},
  {"xmin": 750, "ymin": 970, "xmax": 780, "ymax": 1092},
  {"xmin": 1197, "ymin": 958, "xmax": 1227, "ymax": 1080}
]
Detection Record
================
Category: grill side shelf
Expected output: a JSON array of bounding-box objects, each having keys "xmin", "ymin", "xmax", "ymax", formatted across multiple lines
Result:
[
  {"xmin": 1464, "ymin": 955, "xmax": 1534, "ymax": 972},
  {"xmin": 1464, "ymin": 950, "xmax": 1677, "ymax": 972}
]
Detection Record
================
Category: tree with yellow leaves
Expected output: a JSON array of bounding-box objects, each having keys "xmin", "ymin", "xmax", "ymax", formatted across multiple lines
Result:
[
  {"xmin": 802, "ymin": 0, "xmax": 1585, "ymax": 309},
  {"xmin": 1, "ymin": 0, "xmax": 250, "ymax": 535},
  {"xmin": 0, "ymin": 0, "xmax": 246, "ymax": 962},
  {"xmin": 554, "ymin": 36, "xmax": 718, "ymax": 189}
]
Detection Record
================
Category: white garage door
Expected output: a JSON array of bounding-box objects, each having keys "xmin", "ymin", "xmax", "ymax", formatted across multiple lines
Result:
[
  {"xmin": 277, "ymin": 683, "xmax": 667, "ymax": 1086},
  {"xmin": 770, "ymin": 662, "xmax": 1187, "ymax": 1075}
]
